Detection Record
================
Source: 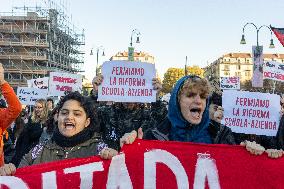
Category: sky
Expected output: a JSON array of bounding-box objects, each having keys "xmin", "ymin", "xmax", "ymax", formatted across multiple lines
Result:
[{"xmin": 1, "ymin": 0, "xmax": 284, "ymax": 81}]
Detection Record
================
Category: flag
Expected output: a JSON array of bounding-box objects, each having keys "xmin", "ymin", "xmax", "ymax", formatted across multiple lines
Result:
[{"xmin": 270, "ymin": 25, "xmax": 284, "ymax": 47}]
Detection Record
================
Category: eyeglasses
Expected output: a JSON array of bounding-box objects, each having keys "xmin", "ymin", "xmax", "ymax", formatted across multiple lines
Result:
[{"xmin": 34, "ymin": 106, "xmax": 43, "ymax": 109}]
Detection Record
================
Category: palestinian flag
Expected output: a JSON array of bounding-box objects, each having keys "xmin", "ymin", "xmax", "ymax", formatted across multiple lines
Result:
[{"xmin": 270, "ymin": 25, "xmax": 284, "ymax": 47}]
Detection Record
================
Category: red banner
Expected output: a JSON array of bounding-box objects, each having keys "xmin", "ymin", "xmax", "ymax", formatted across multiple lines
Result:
[{"xmin": 1, "ymin": 140, "xmax": 284, "ymax": 189}]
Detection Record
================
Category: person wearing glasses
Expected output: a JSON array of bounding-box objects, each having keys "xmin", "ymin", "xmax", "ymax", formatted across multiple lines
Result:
[{"xmin": 11, "ymin": 99, "xmax": 49, "ymax": 167}]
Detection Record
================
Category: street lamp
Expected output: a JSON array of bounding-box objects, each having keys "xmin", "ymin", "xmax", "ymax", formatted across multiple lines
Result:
[
  {"xmin": 128, "ymin": 29, "xmax": 141, "ymax": 61},
  {"xmin": 240, "ymin": 23, "xmax": 275, "ymax": 48},
  {"xmin": 90, "ymin": 46, "xmax": 105, "ymax": 76},
  {"xmin": 240, "ymin": 23, "xmax": 275, "ymax": 90}
]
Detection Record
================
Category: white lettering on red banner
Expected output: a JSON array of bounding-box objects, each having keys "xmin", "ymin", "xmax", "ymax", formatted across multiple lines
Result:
[{"xmin": 2, "ymin": 140, "xmax": 284, "ymax": 189}]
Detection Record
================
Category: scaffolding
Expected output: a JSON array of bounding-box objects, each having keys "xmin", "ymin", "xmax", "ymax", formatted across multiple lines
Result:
[{"xmin": 0, "ymin": 0, "xmax": 85, "ymax": 87}]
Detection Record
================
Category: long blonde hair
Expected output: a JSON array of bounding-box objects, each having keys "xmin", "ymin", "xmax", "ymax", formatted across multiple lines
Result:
[{"xmin": 31, "ymin": 99, "xmax": 49, "ymax": 124}]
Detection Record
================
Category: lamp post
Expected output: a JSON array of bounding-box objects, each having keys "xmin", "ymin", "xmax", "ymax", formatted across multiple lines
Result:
[
  {"xmin": 240, "ymin": 23, "xmax": 275, "ymax": 48},
  {"xmin": 128, "ymin": 29, "xmax": 141, "ymax": 61},
  {"xmin": 240, "ymin": 23, "xmax": 275, "ymax": 89},
  {"xmin": 90, "ymin": 46, "xmax": 105, "ymax": 76}
]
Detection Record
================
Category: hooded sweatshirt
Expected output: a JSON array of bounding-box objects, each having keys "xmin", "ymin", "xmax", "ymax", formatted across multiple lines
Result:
[{"xmin": 168, "ymin": 75, "xmax": 212, "ymax": 143}]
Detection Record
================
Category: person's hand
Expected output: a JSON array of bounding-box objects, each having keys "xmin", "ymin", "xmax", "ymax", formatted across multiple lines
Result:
[
  {"xmin": 120, "ymin": 130, "xmax": 137, "ymax": 148},
  {"xmin": 137, "ymin": 127, "xmax": 143, "ymax": 139},
  {"xmin": 240, "ymin": 140, "xmax": 265, "ymax": 155},
  {"xmin": 0, "ymin": 163, "xmax": 16, "ymax": 176},
  {"xmin": 152, "ymin": 78, "xmax": 162, "ymax": 92},
  {"xmin": 99, "ymin": 147, "xmax": 118, "ymax": 160},
  {"xmin": 280, "ymin": 94, "xmax": 284, "ymax": 104},
  {"xmin": 266, "ymin": 149, "xmax": 283, "ymax": 159},
  {"xmin": 280, "ymin": 107, "xmax": 284, "ymax": 118},
  {"xmin": 0, "ymin": 63, "xmax": 6, "ymax": 85},
  {"xmin": 92, "ymin": 75, "xmax": 104, "ymax": 92},
  {"xmin": 213, "ymin": 106, "xmax": 224, "ymax": 123}
]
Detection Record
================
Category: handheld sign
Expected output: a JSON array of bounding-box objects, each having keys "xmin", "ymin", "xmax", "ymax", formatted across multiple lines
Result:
[
  {"xmin": 221, "ymin": 90, "xmax": 280, "ymax": 136},
  {"xmin": 17, "ymin": 87, "xmax": 48, "ymax": 105},
  {"xmin": 263, "ymin": 61, "xmax": 284, "ymax": 82},
  {"xmin": 48, "ymin": 72, "xmax": 82, "ymax": 96},
  {"xmin": 98, "ymin": 61, "xmax": 157, "ymax": 102},
  {"xmin": 220, "ymin": 77, "xmax": 240, "ymax": 90},
  {"xmin": 27, "ymin": 77, "xmax": 49, "ymax": 95}
]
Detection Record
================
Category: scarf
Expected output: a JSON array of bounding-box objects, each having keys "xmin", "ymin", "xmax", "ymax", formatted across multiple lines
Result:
[
  {"xmin": 168, "ymin": 75, "xmax": 212, "ymax": 144},
  {"xmin": 52, "ymin": 126, "xmax": 94, "ymax": 148}
]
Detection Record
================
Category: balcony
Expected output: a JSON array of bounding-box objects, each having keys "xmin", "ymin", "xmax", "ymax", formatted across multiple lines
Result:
[
  {"xmin": 0, "ymin": 54, "xmax": 47, "ymax": 61},
  {"xmin": 0, "ymin": 39, "xmax": 49, "ymax": 48},
  {"xmin": 0, "ymin": 25, "xmax": 48, "ymax": 34}
]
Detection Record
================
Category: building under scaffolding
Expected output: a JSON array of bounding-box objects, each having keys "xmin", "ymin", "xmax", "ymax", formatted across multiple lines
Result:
[{"xmin": 0, "ymin": 4, "xmax": 85, "ymax": 87}]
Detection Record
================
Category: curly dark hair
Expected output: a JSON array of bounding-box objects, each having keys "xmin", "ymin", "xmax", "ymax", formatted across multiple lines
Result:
[
  {"xmin": 209, "ymin": 92, "xmax": 222, "ymax": 106},
  {"xmin": 56, "ymin": 91, "xmax": 100, "ymax": 132}
]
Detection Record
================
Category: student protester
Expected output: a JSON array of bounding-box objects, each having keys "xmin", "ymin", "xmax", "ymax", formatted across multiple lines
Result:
[
  {"xmin": 0, "ymin": 63, "xmax": 22, "ymax": 167},
  {"xmin": 4, "ymin": 113, "xmax": 25, "ymax": 163},
  {"xmin": 208, "ymin": 92, "xmax": 224, "ymax": 123},
  {"xmin": 11, "ymin": 99, "xmax": 49, "ymax": 167},
  {"xmin": 142, "ymin": 75, "xmax": 236, "ymax": 144},
  {"xmin": 46, "ymin": 98, "xmax": 54, "ymax": 112},
  {"xmin": 91, "ymin": 75, "xmax": 164, "ymax": 151},
  {"xmin": 0, "ymin": 92, "xmax": 117, "ymax": 175},
  {"xmin": 207, "ymin": 92, "xmax": 235, "ymax": 144},
  {"xmin": 267, "ymin": 104, "xmax": 284, "ymax": 158}
]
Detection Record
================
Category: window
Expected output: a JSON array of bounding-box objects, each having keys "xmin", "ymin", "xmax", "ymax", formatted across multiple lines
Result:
[
  {"xmin": 224, "ymin": 71, "xmax": 230, "ymax": 76},
  {"xmin": 224, "ymin": 65, "xmax": 230, "ymax": 70},
  {"xmin": 237, "ymin": 65, "xmax": 241, "ymax": 70},
  {"xmin": 245, "ymin": 71, "xmax": 251, "ymax": 77},
  {"xmin": 235, "ymin": 72, "xmax": 241, "ymax": 76}
]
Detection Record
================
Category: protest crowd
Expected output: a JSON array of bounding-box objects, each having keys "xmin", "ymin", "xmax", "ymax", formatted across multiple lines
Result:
[{"xmin": 0, "ymin": 59, "xmax": 284, "ymax": 188}]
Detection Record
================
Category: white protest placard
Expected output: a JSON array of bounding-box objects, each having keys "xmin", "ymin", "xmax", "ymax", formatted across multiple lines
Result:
[
  {"xmin": 98, "ymin": 60, "xmax": 157, "ymax": 102},
  {"xmin": 48, "ymin": 72, "xmax": 82, "ymax": 96},
  {"xmin": 27, "ymin": 77, "xmax": 49, "ymax": 95},
  {"xmin": 263, "ymin": 61, "xmax": 284, "ymax": 82},
  {"xmin": 221, "ymin": 90, "xmax": 280, "ymax": 136},
  {"xmin": 29, "ymin": 77, "xmax": 49, "ymax": 89},
  {"xmin": 220, "ymin": 77, "xmax": 240, "ymax": 90},
  {"xmin": 17, "ymin": 87, "xmax": 48, "ymax": 105}
]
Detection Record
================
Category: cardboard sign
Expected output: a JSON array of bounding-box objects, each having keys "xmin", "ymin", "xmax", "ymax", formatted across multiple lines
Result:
[
  {"xmin": 17, "ymin": 87, "xmax": 48, "ymax": 105},
  {"xmin": 48, "ymin": 72, "xmax": 82, "ymax": 96},
  {"xmin": 27, "ymin": 77, "xmax": 49, "ymax": 96},
  {"xmin": 98, "ymin": 61, "xmax": 157, "ymax": 102},
  {"xmin": 221, "ymin": 90, "xmax": 280, "ymax": 136},
  {"xmin": 263, "ymin": 61, "xmax": 284, "ymax": 82},
  {"xmin": 220, "ymin": 77, "xmax": 240, "ymax": 90}
]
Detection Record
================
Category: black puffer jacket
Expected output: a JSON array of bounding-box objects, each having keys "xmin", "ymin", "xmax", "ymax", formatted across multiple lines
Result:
[
  {"xmin": 144, "ymin": 118, "xmax": 236, "ymax": 145},
  {"xmin": 11, "ymin": 117, "xmax": 44, "ymax": 167},
  {"xmin": 98, "ymin": 104, "xmax": 151, "ymax": 151},
  {"xmin": 275, "ymin": 115, "xmax": 284, "ymax": 150}
]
